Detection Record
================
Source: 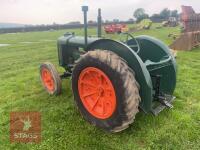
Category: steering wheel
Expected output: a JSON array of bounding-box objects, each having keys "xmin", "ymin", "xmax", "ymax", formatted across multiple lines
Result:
[{"xmin": 120, "ymin": 33, "xmax": 140, "ymax": 53}]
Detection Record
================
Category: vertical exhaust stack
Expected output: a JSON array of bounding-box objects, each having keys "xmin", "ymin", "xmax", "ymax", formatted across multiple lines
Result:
[
  {"xmin": 82, "ymin": 6, "xmax": 88, "ymax": 48},
  {"xmin": 97, "ymin": 8, "xmax": 102, "ymax": 37}
]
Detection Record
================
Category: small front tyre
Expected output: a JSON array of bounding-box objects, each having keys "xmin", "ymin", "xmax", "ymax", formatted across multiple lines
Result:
[{"xmin": 39, "ymin": 62, "xmax": 62, "ymax": 95}]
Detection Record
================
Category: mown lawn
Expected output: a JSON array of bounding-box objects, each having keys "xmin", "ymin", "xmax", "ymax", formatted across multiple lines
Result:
[{"xmin": 0, "ymin": 25, "xmax": 199, "ymax": 150}]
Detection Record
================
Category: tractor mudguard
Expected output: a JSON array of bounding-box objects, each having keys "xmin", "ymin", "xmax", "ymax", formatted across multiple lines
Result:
[
  {"xmin": 86, "ymin": 39, "xmax": 153, "ymax": 113},
  {"xmin": 135, "ymin": 35, "xmax": 177, "ymax": 95}
]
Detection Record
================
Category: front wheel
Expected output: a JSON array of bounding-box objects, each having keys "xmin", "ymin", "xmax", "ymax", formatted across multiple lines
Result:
[
  {"xmin": 72, "ymin": 50, "xmax": 141, "ymax": 132},
  {"xmin": 39, "ymin": 62, "xmax": 62, "ymax": 95}
]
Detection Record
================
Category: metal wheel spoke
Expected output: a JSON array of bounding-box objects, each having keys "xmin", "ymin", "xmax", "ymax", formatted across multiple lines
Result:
[
  {"xmin": 81, "ymin": 81, "xmax": 97, "ymax": 89},
  {"xmin": 104, "ymin": 89, "xmax": 113, "ymax": 96},
  {"xmin": 83, "ymin": 91, "xmax": 98, "ymax": 98},
  {"xmin": 43, "ymin": 73, "xmax": 47, "ymax": 79},
  {"xmin": 90, "ymin": 72, "xmax": 98, "ymax": 85},
  {"xmin": 99, "ymin": 75, "xmax": 104, "ymax": 85},
  {"xmin": 91, "ymin": 95, "xmax": 100, "ymax": 110},
  {"xmin": 47, "ymin": 76, "xmax": 52, "ymax": 81},
  {"xmin": 101, "ymin": 100, "xmax": 105, "ymax": 115}
]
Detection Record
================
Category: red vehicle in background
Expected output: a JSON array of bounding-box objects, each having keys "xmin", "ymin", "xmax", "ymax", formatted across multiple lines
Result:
[{"xmin": 104, "ymin": 24, "xmax": 128, "ymax": 34}]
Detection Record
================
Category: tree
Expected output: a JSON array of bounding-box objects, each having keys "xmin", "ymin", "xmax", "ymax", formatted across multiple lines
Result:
[
  {"xmin": 150, "ymin": 13, "xmax": 162, "ymax": 22},
  {"xmin": 113, "ymin": 19, "xmax": 120, "ymax": 23},
  {"xmin": 105, "ymin": 20, "xmax": 111, "ymax": 23},
  {"xmin": 150, "ymin": 9, "xmax": 179, "ymax": 22},
  {"xmin": 67, "ymin": 21, "xmax": 81, "ymax": 25},
  {"xmin": 88, "ymin": 20, "xmax": 96, "ymax": 24},
  {"xmin": 160, "ymin": 8, "xmax": 170, "ymax": 19},
  {"xmin": 128, "ymin": 18, "xmax": 135, "ymax": 23},
  {"xmin": 151, "ymin": 13, "xmax": 161, "ymax": 19},
  {"xmin": 133, "ymin": 8, "xmax": 149, "ymax": 22},
  {"xmin": 171, "ymin": 10, "xmax": 179, "ymax": 18}
]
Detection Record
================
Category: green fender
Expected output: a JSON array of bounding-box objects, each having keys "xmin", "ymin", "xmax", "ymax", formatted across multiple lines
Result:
[
  {"xmin": 135, "ymin": 35, "xmax": 177, "ymax": 95},
  {"xmin": 87, "ymin": 39, "xmax": 153, "ymax": 113}
]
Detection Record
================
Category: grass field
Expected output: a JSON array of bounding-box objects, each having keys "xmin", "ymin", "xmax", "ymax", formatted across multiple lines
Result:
[{"xmin": 0, "ymin": 25, "xmax": 200, "ymax": 150}]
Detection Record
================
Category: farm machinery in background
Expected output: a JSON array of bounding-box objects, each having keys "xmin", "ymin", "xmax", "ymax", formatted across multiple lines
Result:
[
  {"xmin": 170, "ymin": 6, "xmax": 200, "ymax": 51},
  {"xmin": 139, "ymin": 19, "xmax": 152, "ymax": 29},
  {"xmin": 162, "ymin": 17, "xmax": 178, "ymax": 27},
  {"xmin": 104, "ymin": 24, "xmax": 129, "ymax": 34},
  {"xmin": 39, "ymin": 6, "xmax": 177, "ymax": 132},
  {"xmin": 129, "ymin": 19, "xmax": 152, "ymax": 33}
]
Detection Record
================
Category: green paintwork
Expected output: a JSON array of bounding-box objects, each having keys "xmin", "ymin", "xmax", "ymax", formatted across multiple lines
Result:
[
  {"xmin": 135, "ymin": 35, "xmax": 177, "ymax": 96},
  {"xmin": 57, "ymin": 33, "xmax": 177, "ymax": 113},
  {"xmin": 57, "ymin": 34, "xmax": 99, "ymax": 68},
  {"xmin": 86, "ymin": 39, "xmax": 153, "ymax": 112}
]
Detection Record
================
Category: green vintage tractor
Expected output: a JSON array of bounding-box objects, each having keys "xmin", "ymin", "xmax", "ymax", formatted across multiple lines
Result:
[{"xmin": 39, "ymin": 6, "xmax": 177, "ymax": 132}]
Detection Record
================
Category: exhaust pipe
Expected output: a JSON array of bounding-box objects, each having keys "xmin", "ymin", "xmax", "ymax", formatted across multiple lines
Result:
[
  {"xmin": 97, "ymin": 8, "xmax": 102, "ymax": 37},
  {"xmin": 82, "ymin": 6, "xmax": 88, "ymax": 48}
]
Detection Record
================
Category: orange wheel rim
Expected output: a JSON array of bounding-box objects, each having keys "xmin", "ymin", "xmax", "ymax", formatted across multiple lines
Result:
[
  {"xmin": 78, "ymin": 67, "xmax": 116, "ymax": 119},
  {"xmin": 41, "ymin": 68, "xmax": 55, "ymax": 92}
]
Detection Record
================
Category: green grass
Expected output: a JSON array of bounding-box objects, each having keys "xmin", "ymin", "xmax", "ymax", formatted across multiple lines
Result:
[{"xmin": 0, "ymin": 25, "xmax": 199, "ymax": 150}]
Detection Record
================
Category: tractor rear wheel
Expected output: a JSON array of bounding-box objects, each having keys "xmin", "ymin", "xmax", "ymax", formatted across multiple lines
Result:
[
  {"xmin": 72, "ymin": 50, "xmax": 141, "ymax": 132},
  {"xmin": 40, "ymin": 62, "xmax": 62, "ymax": 95}
]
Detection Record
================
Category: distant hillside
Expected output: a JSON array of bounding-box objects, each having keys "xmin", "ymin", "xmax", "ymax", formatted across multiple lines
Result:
[{"xmin": 0, "ymin": 23, "xmax": 25, "ymax": 29}]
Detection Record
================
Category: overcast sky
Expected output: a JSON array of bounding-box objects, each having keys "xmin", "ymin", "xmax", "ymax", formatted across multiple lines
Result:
[{"xmin": 1, "ymin": 0, "xmax": 200, "ymax": 24}]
